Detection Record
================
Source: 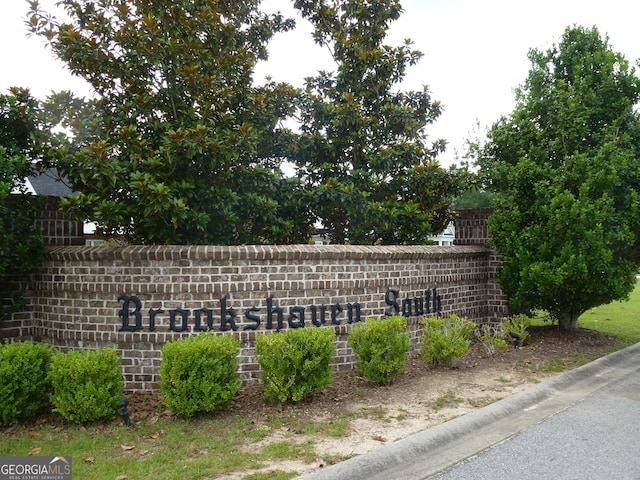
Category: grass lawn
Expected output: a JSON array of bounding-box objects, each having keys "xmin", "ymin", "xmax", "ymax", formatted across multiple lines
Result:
[
  {"xmin": 0, "ymin": 411, "xmax": 316, "ymax": 480},
  {"xmin": 530, "ymin": 281, "xmax": 640, "ymax": 346},
  {"xmin": 578, "ymin": 282, "xmax": 640, "ymax": 345}
]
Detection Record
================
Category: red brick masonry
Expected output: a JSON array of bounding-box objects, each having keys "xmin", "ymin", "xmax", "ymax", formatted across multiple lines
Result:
[{"xmin": 2, "ymin": 209, "xmax": 508, "ymax": 392}]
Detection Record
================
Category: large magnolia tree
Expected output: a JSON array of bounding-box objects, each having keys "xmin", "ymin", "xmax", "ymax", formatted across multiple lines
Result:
[
  {"xmin": 476, "ymin": 26, "xmax": 640, "ymax": 329},
  {"xmin": 28, "ymin": 0, "xmax": 312, "ymax": 244},
  {"xmin": 290, "ymin": 0, "xmax": 467, "ymax": 245}
]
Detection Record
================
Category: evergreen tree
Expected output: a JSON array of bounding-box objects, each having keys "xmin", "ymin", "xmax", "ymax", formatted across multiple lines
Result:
[
  {"xmin": 476, "ymin": 26, "xmax": 640, "ymax": 329},
  {"xmin": 292, "ymin": 0, "xmax": 467, "ymax": 244}
]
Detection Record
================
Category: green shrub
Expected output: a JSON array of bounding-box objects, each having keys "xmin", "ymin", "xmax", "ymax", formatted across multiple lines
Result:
[
  {"xmin": 348, "ymin": 316, "xmax": 411, "ymax": 384},
  {"xmin": 420, "ymin": 315, "xmax": 474, "ymax": 367},
  {"xmin": 49, "ymin": 347, "xmax": 123, "ymax": 424},
  {"xmin": 256, "ymin": 327, "xmax": 335, "ymax": 404},
  {"xmin": 474, "ymin": 323, "xmax": 508, "ymax": 356},
  {"xmin": 160, "ymin": 333, "xmax": 240, "ymax": 417},
  {"xmin": 500, "ymin": 314, "xmax": 531, "ymax": 347},
  {"xmin": 0, "ymin": 341, "xmax": 52, "ymax": 425}
]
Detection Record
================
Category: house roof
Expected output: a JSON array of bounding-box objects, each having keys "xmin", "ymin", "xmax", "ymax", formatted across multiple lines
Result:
[{"xmin": 25, "ymin": 167, "xmax": 74, "ymax": 197}]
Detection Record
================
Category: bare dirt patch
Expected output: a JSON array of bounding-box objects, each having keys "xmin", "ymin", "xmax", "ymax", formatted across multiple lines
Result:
[{"xmin": 127, "ymin": 325, "xmax": 619, "ymax": 479}]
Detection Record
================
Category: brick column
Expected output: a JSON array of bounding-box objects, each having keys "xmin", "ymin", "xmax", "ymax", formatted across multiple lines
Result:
[
  {"xmin": 36, "ymin": 196, "xmax": 85, "ymax": 246},
  {"xmin": 454, "ymin": 208, "xmax": 493, "ymax": 246}
]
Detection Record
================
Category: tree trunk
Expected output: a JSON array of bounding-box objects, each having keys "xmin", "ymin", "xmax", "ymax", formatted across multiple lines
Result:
[{"xmin": 558, "ymin": 312, "xmax": 580, "ymax": 330}]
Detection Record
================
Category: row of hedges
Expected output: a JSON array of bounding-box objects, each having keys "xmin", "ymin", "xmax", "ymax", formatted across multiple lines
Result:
[
  {"xmin": 1, "ymin": 315, "xmax": 530, "ymax": 423},
  {"xmin": 157, "ymin": 314, "xmax": 529, "ymax": 416}
]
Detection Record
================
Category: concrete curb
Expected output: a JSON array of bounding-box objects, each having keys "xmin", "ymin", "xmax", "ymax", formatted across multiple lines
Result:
[{"xmin": 296, "ymin": 341, "xmax": 640, "ymax": 480}]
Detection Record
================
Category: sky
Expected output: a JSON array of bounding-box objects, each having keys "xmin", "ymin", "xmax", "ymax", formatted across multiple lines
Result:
[{"xmin": 2, "ymin": 0, "xmax": 640, "ymax": 166}]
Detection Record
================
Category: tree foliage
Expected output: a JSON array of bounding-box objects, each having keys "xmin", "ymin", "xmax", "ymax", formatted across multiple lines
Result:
[
  {"xmin": 475, "ymin": 26, "xmax": 640, "ymax": 329},
  {"xmin": 27, "ymin": 0, "xmax": 467, "ymax": 246},
  {"xmin": 28, "ymin": 0, "xmax": 312, "ymax": 244},
  {"xmin": 0, "ymin": 88, "xmax": 44, "ymax": 307},
  {"xmin": 452, "ymin": 188, "xmax": 494, "ymax": 209},
  {"xmin": 289, "ymin": 0, "xmax": 467, "ymax": 244}
]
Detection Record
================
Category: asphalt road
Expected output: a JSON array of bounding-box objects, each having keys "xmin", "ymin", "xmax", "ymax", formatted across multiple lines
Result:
[
  {"xmin": 431, "ymin": 364, "xmax": 640, "ymax": 479},
  {"xmin": 296, "ymin": 342, "xmax": 640, "ymax": 480}
]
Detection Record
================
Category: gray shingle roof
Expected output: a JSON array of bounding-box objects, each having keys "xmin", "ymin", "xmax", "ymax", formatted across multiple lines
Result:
[{"xmin": 26, "ymin": 168, "xmax": 74, "ymax": 197}]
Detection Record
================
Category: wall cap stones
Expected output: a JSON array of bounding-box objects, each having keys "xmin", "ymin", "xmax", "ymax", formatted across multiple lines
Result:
[{"xmin": 43, "ymin": 244, "xmax": 493, "ymax": 262}]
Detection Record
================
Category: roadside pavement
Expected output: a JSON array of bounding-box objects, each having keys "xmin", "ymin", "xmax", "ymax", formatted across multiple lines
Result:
[{"xmin": 296, "ymin": 341, "xmax": 640, "ymax": 480}]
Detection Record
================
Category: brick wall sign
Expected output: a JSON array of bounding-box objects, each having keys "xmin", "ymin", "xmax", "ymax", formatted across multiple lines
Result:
[
  {"xmin": 117, "ymin": 286, "xmax": 443, "ymax": 333},
  {"xmin": 1, "ymin": 209, "xmax": 508, "ymax": 392}
]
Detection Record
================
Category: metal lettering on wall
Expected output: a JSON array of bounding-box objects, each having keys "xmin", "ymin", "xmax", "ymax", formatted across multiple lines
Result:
[{"xmin": 117, "ymin": 287, "xmax": 442, "ymax": 333}]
